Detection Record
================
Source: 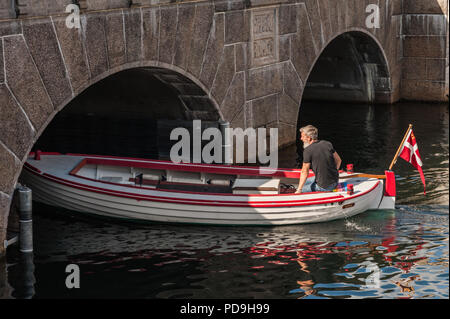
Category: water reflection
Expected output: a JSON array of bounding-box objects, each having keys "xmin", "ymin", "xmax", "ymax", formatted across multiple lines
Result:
[
  {"xmin": 0, "ymin": 257, "xmax": 12, "ymax": 299},
  {"xmin": 1, "ymin": 251, "xmax": 35, "ymax": 299},
  {"xmin": 4, "ymin": 102, "xmax": 448, "ymax": 299},
  {"xmin": 4, "ymin": 203, "xmax": 447, "ymax": 299}
]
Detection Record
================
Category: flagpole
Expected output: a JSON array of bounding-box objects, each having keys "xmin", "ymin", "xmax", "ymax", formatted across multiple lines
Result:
[{"xmin": 388, "ymin": 124, "xmax": 413, "ymax": 171}]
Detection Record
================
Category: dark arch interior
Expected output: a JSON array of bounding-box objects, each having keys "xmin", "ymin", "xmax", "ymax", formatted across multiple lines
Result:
[
  {"xmin": 295, "ymin": 32, "xmax": 392, "ymax": 169},
  {"xmin": 303, "ymin": 32, "xmax": 391, "ymax": 104},
  {"xmin": 33, "ymin": 67, "xmax": 220, "ymax": 160}
]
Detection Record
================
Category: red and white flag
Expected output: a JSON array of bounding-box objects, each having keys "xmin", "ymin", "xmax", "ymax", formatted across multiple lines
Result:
[{"xmin": 398, "ymin": 129, "xmax": 426, "ymax": 194}]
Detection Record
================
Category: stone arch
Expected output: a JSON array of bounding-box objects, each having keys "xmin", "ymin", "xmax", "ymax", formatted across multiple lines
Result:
[
  {"xmin": 290, "ymin": 28, "xmax": 394, "ymax": 161},
  {"xmin": 280, "ymin": 0, "xmax": 402, "ymax": 152},
  {"xmin": 1, "ymin": 2, "xmax": 244, "ymax": 250},
  {"xmin": 1, "ymin": 58, "xmax": 223, "ymax": 186},
  {"xmin": 302, "ymin": 29, "xmax": 392, "ymax": 104},
  {"xmin": 0, "ymin": 59, "xmax": 223, "ymax": 242},
  {"xmin": 32, "ymin": 64, "xmax": 224, "ymax": 161}
]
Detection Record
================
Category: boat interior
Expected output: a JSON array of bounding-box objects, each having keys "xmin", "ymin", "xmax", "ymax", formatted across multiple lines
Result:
[{"xmin": 70, "ymin": 158, "xmax": 304, "ymax": 195}]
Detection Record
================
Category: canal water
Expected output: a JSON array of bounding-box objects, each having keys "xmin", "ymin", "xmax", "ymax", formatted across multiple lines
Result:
[{"xmin": 2, "ymin": 101, "xmax": 448, "ymax": 299}]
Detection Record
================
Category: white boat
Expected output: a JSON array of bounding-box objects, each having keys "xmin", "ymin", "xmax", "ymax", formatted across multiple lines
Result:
[{"xmin": 20, "ymin": 152, "xmax": 396, "ymax": 226}]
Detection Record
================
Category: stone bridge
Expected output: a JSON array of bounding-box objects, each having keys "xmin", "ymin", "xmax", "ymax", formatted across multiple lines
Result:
[{"xmin": 0, "ymin": 0, "xmax": 448, "ymax": 256}]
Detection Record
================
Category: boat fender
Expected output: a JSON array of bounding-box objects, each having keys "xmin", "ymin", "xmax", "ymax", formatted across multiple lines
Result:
[
  {"xmin": 384, "ymin": 170, "xmax": 396, "ymax": 197},
  {"xmin": 35, "ymin": 150, "xmax": 41, "ymax": 160},
  {"xmin": 208, "ymin": 179, "xmax": 231, "ymax": 186},
  {"xmin": 142, "ymin": 174, "xmax": 161, "ymax": 181},
  {"xmin": 347, "ymin": 184, "xmax": 354, "ymax": 195},
  {"xmin": 346, "ymin": 164, "xmax": 354, "ymax": 174}
]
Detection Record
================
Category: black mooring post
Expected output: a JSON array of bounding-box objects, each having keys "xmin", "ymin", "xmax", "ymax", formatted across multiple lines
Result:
[
  {"xmin": 18, "ymin": 186, "xmax": 33, "ymax": 253},
  {"xmin": 16, "ymin": 186, "xmax": 35, "ymax": 298}
]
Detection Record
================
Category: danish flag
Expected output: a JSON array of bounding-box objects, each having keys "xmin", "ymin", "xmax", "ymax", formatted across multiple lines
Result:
[{"xmin": 398, "ymin": 129, "xmax": 426, "ymax": 194}]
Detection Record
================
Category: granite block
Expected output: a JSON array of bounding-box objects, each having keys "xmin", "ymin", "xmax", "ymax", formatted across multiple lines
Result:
[
  {"xmin": 104, "ymin": 11, "xmax": 126, "ymax": 68},
  {"xmin": 3, "ymin": 35, "xmax": 54, "ymax": 130},
  {"xmin": 142, "ymin": 6, "xmax": 160, "ymax": 62},
  {"xmin": 220, "ymin": 71, "xmax": 245, "ymax": 121},
  {"xmin": 235, "ymin": 42, "xmax": 247, "ymax": 72},
  {"xmin": 403, "ymin": 0, "xmax": 446, "ymax": 14},
  {"xmin": 278, "ymin": 93, "xmax": 299, "ymax": 125},
  {"xmin": 86, "ymin": 0, "xmax": 130, "ymax": 10},
  {"xmin": 392, "ymin": 0, "xmax": 402, "ymax": 15},
  {"xmin": 291, "ymin": 5, "xmax": 316, "ymax": 82},
  {"xmin": 22, "ymin": 18, "xmax": 72, "ymax": 107},
  {"xmin": 251, "ymin": 94, "xmax": 278, "ymax": 127},
  {"xmin": 0, "ymin": 41, "xmax": 3, "ymax": 84},
  {"xmin": 402, "ymin": 57, "xmax": 426, "ymax": 80},
  {"xmin": 428, "ymin": 15, "xmax": 448, "ymax": 36},
  {"xmin": 401, "ymin": 80, "xmax": 438, "ymax": 101},
  {"xmin": 426, "ymin": 59, "xmax": 446, "ymax": 81},
  {"xmin": 199, "ymin": 13, "xmax": 225, "ymax": 90},
  {"xmin": 52, "ymin": 16, "xmax": 90, "ymax": 92},
  {"xmin": 300, "ymin": 0, "xmax": 325, "ymax": 50},
  {"xmin": 0, "ymin": 192, "xmax": 10, "ymax": 232},
  {"xmin": 318, "ymin": 0, "xmax": 332, "ymax": 43},
  {"xmin": 402, "ymin": 15, "xmax": 428, "ymax": 35},
  {"xmin": 0, "ymin": 21, "xmax": 21, "ymax": 37},
  {"xmin": 225, "ymin": 10, "xmax": 247, "ymax": 44},
  {"xmin": 187, "ymin": 2, "xmax": 214, "ymax": 78},
  {"xmin": 0, "ymin": 84, "xmax": 35, "ymax": 159},
  {"xmin": 0, "ymin": 192, "xmax": 10, "ymax": 258},
  {"xmin": 279, "ymin": 4, "xmax": 297, "ymax": 35},
  {"xmin": 0, "ymin": 142, "xmax": 21, "ymax": 195},
  {"xmin": 230, "ymin": 108, "xmax": 245, "ymax": 130},
  {"xmin": 328, "ymin": 0, "xmax": 340, "ymax": 36},
  {"xmin": 247, "ymin": 64, "xmax": 282, "ymax": 100},
  {"xmin": 173, "ymin": 4, "xmax": 196, "ymax": 69},
  {"xmin": 211, "ymin": 45, "xmax": 236, "ymax": 106},
  {"xmin": 124, "ymin": 8, "xmax": 142, "ymax": 63},
  {"xmin": 279, "ymin": 35, "xmax": 290, "ymax": 62},
  {"xmin": 336, "ymin": 0, "xmax": 346, "ymax": 32},
  {"xmin": 427, "ymin": 36, "xmax": 447, "ymax": 58},
  {"xmin": 18, "ymin": 0, "xmax": 72, "ymax": 17},
  {"xmin": 283, "ymin": 62, "xmax": 303, "ymax": 104},
  {"xmin": 158, "ymin": 5, "xmax": 178, "ymax": 65},
  {"xmin": 82, "ymin": 13, "xmax": 109, "ymax": 78}
]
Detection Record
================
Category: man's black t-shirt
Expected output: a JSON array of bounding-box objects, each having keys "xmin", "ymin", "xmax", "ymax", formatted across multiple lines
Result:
[{"xmin": 303, "ymin": 140, "xmax": 338, "ymax": 189}]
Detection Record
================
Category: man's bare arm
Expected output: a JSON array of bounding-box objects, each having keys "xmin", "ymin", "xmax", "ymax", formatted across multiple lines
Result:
[
  {"xmin": 295, "ymin": 162, "xmax": 311, "ymax": 193},
  {"xmin": 333, "ymin": 152, "xmax": 342, "ymax": 170}
]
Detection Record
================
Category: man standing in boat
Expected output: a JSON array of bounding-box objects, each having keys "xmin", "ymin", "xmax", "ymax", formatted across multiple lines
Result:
[{"xmin": 295, "ymin": 125, "xmax": 342, "ymax": 193}]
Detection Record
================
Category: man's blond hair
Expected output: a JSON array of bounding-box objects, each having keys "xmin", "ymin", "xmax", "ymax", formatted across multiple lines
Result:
[{"xmin": 299, "ymin": 125, "xmax": 318, "ymax": 140}]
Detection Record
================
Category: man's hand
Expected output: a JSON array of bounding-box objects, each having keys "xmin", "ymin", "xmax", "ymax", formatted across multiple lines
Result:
[{"xmin": 295, "ymin": 188, "xmax": 302, "ymax": 194}]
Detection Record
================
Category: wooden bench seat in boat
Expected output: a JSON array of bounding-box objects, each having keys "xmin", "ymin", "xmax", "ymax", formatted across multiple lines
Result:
[
  {"xmin": 232, "ymin": 178, "xmax": 280, "ymax": 194},
  {"xmin": 158, "ymin": 181, "xmax": 232, "ymax": 194},
  {"xmin": 100, "ymin": 176, "xmax": 124, "ymax": 183},
  {"xmin": 128, "ymin": 177, "xmax": 232, "ymax": 193}
]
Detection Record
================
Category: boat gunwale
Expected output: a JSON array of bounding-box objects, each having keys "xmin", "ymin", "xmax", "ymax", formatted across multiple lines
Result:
[
  {"xmin": 23, "ymin": 161, "xmax": 382, "ymax": 208},
  {"xmin": 32, "ymin": 151, "xmax": 316, "ymax": 178}
]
